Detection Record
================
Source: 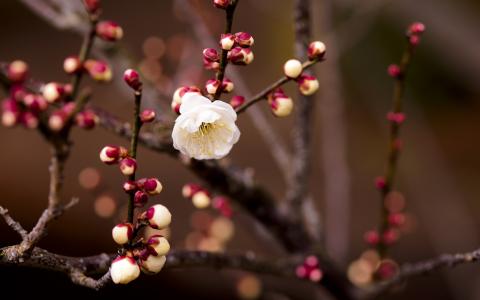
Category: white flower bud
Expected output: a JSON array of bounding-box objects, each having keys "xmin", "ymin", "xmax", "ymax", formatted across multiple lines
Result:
[
  {"xmin": 42, "ymin": 82, "xmax": 64, "ymax": 103},
  {"xmin": 298, "ymin": 75, "xmax": 319, "ymax": 96},
  {"xmin": 145, "ymin": 204, "xmax": 172, "ymax": 229},
  {"xmin": 140, "ymin": 254, "xmax": 166, "ymax": 274},
  {"xmin": 112, "ymin": 223, "xmax": 133, "ymax": 245},
  {"xmin": 205, "ymin": 79, "xmax": 221, "ymax": 95},
  {"xmin": 220, "ymin": 33, "xmax": 235, "ymax": 50},
  {"xmin": 111, "ymin": 255, "xmax": 141, "ymax": 284},
  {"xmin": 269, "ymin": 96, "xmax": 293, "ymax": 117},
  {"xmin": 283, "ymin": 59, "xmax": 303, "ymax": 78},
  {"xmin": 192, "ymin": 191, "xmax": 211, "ymax": 209},
  {"xmin": 100, "ymin": 145, "xmax": 120, "ymax": 164},
  {"xmin": 308, "ymin": 41, "xmax": 326, "ymax": 60},
  {"xmin": 147, "ymin": 235, "xmax": 170, "ymax": 256}
]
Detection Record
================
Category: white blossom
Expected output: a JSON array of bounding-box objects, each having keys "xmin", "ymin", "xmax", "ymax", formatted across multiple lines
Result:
[{"xmin": 172, "ymin": 93, "xmax": 240, "ymax": 160}]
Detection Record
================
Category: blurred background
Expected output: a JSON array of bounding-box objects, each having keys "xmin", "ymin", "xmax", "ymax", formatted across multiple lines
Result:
[{"xmin": 1, "ymin": 0, "xmax": 480, "ymax": 299}]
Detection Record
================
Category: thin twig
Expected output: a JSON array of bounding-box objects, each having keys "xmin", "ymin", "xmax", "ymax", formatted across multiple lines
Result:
[
  {"xmin": 0, "ymin": 206, "xmax": 28, "ymax": 239},
  {"xmin": 127, "ymin": 91, "xmax": 143, "ymax": 223}
]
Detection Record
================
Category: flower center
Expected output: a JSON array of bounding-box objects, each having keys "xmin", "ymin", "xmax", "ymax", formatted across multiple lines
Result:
[{"xmin": 198, "ymin": 122, "xmax": 215, "ymax": 136}]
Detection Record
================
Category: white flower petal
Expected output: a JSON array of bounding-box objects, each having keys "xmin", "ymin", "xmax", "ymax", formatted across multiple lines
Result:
[{"xmin": 180, "ymin": 93, "xmax": 211, "ymax": 114}]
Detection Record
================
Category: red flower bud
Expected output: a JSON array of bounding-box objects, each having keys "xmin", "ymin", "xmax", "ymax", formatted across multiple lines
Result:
[
  {"xmin": 21, "ymin": 111, "xmax": 39, "ymax": 129},
  {"xmin": 387, "ymin": 64, "xmax": 402, "ymax": 78},
  {"xmin": 143, "ymin": 178, "xmax": 163, "ymax": 195},
  {"xmin": 408, "ymin": 22, "xmax": 426, "ymax": 35},
  {"xmin": 386, "ymin": 112, "xmax": 406, "ymax": 124},
  {"xmin": 100, "ymin": 145, "xmax": 121, "ymax": 164},
  {"xmin": 213, "ymin": 0, "xmax": 230, "ymax": 9},
  {"xmin": 83, "ymin": 0, "xmax": 101, "ymax": 14},
  {"xmin": 364, "ymin": 230, "xmax": 380, "ymax": 246},
  {"xmin": 96, "ymin": 21, "xmax": 123, "ymax": 42},
  {"xmin": 234, "ymin": 32, "xmax": 254, "ymax": 48},
  {"xmin": 23, "ymin": 94, "xmax": 48, "ymax": 113},
  {"xmin": 134, "ymin": 190, "xmax": 149, "ymax": 207},
  {"xmin": 140, "ymin": 109, "xmax": 156, "ymax": 123},
  {"xmin": 227, "ymin": 47, "xmax": 254, "ymax": 65},
  {"xmin": 123, "ymin": 180, "xmax": 137, "ymax": 193},
  {"xmin": 123, "ymin": 69, "xmax": 142, "ymax": 91},
  {"xmin": 119, "ymin": 157, "xmax": 137, "ymax": 176},
  {"xmin": 76, "ymin": 110, "xmax": 99, "ymax": 129},
  {"xmin": 203, "ymin": 48, "xmax": 219, "ymax": 62},
  {"xmin": 230, "ymin": 95, "xmax": 245, "ymax": 109},
  {"xmin": 84, "ymin": 60, "xmax": 112, "ymax": 82}
]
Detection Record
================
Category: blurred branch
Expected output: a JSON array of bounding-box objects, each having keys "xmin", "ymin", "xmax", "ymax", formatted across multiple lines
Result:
[{"xmin": 0, "ymin": 207, "xmax": 28, "ymax": 239}]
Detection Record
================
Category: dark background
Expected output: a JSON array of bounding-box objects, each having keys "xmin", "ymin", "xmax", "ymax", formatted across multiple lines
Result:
[{"xmin": 1, "ymin": 0, "xmax": 480, "ymax": 299}]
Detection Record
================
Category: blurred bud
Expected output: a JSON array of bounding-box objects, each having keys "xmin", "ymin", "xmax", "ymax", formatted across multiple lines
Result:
[
  {"xmin": 386, "ymin": 112, "xmax": 406, "ymax": 124},
  {"xmin": 21, "ymin": 111, "xmax": 39, "ymax": 129},
  {"xmin": 364, "ymin": 230, "xmax": 380, "ymax": 246},
  {"xmin": 140, "ymin": 254, "xmax": 166, "ymax": 274},
  {"xmin": 283, "ymin": 59, "xmax": 303, "ymax": 78},
  {"xmin": 119, "ymin": 157, "xmax": 137, "ymax": 176},
  {"xmin": 234, "ymin": 32, "xmax": 254, "ymax": 48},
  {"xmin": 76, "ymin": 109, "xmax": 99, "ymax": 129},
  {"xmin": 213, "ymin": 196, "xmax": 233, "ymax": 218},
  {"xmin": 213, "ymin": 0, "xmax": 231, "ymax": 9},
  {"xmin": 1, "ymin": 99, "xmax": 20, "ymax": 127},
  {"xmin": 382, "ymin": 229, "xmax": 399, "ymax": 245},
  {"xmin": 82, "ymin": 0, "xmax": 101, "ymax": 15},
  {"xmin": 123, "ymin": 69, "xmax": 142, "ymax": 91},
  {"xmin": 111, "ymin": 255, "xmax": 140, "ymax": 284},
  {"xmin": 99, "ymin": 145, "xmax": 121, "ymax": 164},
  {"xmin": 182, "ymin": 183, "xmax": 202, "ymax": 198},
  {"xmin": 408, "ymin": 22, "xmax": 426, "ymax": 35},
  {"xmin": 63, "ymin": 56, "xmax": 82, "ymax": 74},
  {"xmin": 230, "ymin": 95, "xmax": 245, "ymax": 109},
  {"xmin": 376, "ymin": 259, "xmax": 398, "ymax": 280},
  {"xmin": 146, "ymin": 235, "xmax": 170, "ymax": 256},
  {"xmin": 23, "ymin": 94, "xmax": 48, "ymax": 113},
  {"xmin": 140, "ymin": 109, "xmax": 156, "ymax": 123},
  {"xmin": 7, "ymin": 60, "xmax": 28, "ymax": 83},
  {"xmin": 192, "ymin": 190, "xmax": 211, "ymax": 209},
  {"xmin": 222, "ymin": 78, "xmax": 234, "ymax": 93},
  {"xmin": 144, "ymin": 204, "xmax": 172, "ymax": 229},
  {"xmin": 134, "ymin": 190, "xmax": 149, "ymax": 207},
  {"xmin": 297, "ymin": 75, "xmax": 319, "ymax": 95},
  {"xmin": 203, "ymin": 59, "xmax": 220, "ymax": 71},
  {"xmin": 84, "ymin": 60, "xmax": 112, "ymax": 82},
  {"xmin": 388, "ymin": 213, "xmax": 406, "ymax": 227},
  {"xmin": 409, "ymin": 35, "xmax": 421, "ymax": 46},
  {"xmin": 48, "ymin": 110, "xmax": 67, "ymax": 132},
  {"xmin": 308, "ymin": 41, "xmax": 326, "ymax": 60},
  {"xmin": 374, "ymin": 176, "xmax": 386, "ymax": 190},
  {"xmin": 227, "ymin": 47, "xmax": 254, "ymax": 65},
  {"xmin": 269, "ymin": 95, "xmax": 293, "ymax": 117},
  {"xmin": 220, "ymin": 33, "xmax": 235, "ymax": 51},
  {"xmin": 112, "ymin": 223, "xmax": 133, "ymax": 245},
  {"xmin": 96, "ymin": 21, "xmax": 123, "ymax": 42},
  {"xmin": 205, "ymin": 79, "xmax": 221, "ymax": 95},
  {"xmin": 387, "ymin": 64, "xmax": 401, "ymax": 78},
  {"xmin": 123, "ymin": 180, "xmax": 137, "ymax": 193},
  {"xmin": 42, "ymin": 82, "xmax": 65, "ymax": 103},
  {"xmin": 143, "ymin": 178, "xmax": 163, "ymax": 195}
]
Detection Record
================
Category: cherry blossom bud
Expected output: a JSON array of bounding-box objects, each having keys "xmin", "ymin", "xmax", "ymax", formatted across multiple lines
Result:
[
  {"xmin": 10, "ymin": 85, "xmax": 26, "ymax": 101},
  {"xmin": 112, "ymin": 223, "xmax": 133, "ymax": 245},
  {"xmin": 99, "ymin": 145, "xmax": 121, "ymax": 164},
  {"xmin": 76, "ymin": 110, "xmax": 98, "ymax": 129},
  {"xmin": 386, "ymin": 112, "xmax": 406, "ymax": 124},
  {"xmin": 123, "ymin": 69, "xmax": 142, "ymax": 91},
  {"xmin": 84, "ymin": 59, "xmax": 112, "ymax": 82},
  {"xmin": 213, "ymin": 0, "xmax": 230, "ymax": 9},
  {"xmin": 376, "ymin": 259, "xmax": 398, "ymax": 280},
  {"xmin": 220, "ymin": 33, "xmax": 235, "ymax": 50},
  {"xmin": 111, "ymin": 255, "xmax": 140, "ymax": 284},
  {"xmin": 23, "ymin": 94, "xmax": 48, "ymax": 113},
  {"xmin": 83, "ymin": 0, "xmax": 101, "ymax": 14},
  {"xmin": 308, "ymin": 41, "xmax": 326, "ymax": 60},
  {"xmin": 7, "ymin": 60, "xmax": 28, "ymax": 83},
  {"xmin": 123, "ymin": 180, "xmax": 137, "ymax": 193},
  {"xmin": 96, "ymin": 21, "xmax": 123, "ymax": 42},
  {"xmin": 388, "ymin": 213, "xmax": 406, "ymax": 227},
  {"xmin": 203, "ymin": 48, "xmax": 220, "ymax": 62},
  {"xmin": 364, "ymin": 230, "xmax": 380, "ymax": 246},
  {"xmin": 283, "ymin": 59, "xmax": 303, "ymax": 78},
  {"xmin": 205, "ymin": 79, "xmax": 221, "ymax": 95},
  {"xmin": 182, "ymin": 183, "xmax": 201, "ymax": 198},
  {"xmin": 119, "ymin": 157, "xmax": 137, "ymax": 176},
  {"xmin": 21, "ymin": 111, "xmax": 39, "ymax": 129},
  {"xmin": 140, "ymin": 254, "xmax": 166, "ymax": 274},
  {"xmin": 1, "ymin": 99, "xmax": 20, "ymax": 127},
  {"xmin": 234, "ymin": 32, "xmax": 254, "ymax": 48},
  {"xmin": 146, "ymin": 235, "xmax": 170, "ymax": 256},
  {"xmin": 192, "ymin": 190, "xmax": 211, "ymax": 209},
  {"xmin": 171, "ymin": 86, "xmax": 201, "ymax": 114},
  {"xmin": 48, "ymin": 111, "xmax": 67, "ymax": 132},
  {"xmin": 222, "ymin": 78, "xmax": 234, "ymax": 93},
  {"xmin": 134, "ymin": 190, "xmax": 149, "ymax": 207},
  {"xmin": 230, "ymin": 95, "xmax": 245, "ymax": 109},
  {"xmin": 42, "ymin": 82, "xmax": 65, "ymax": 103},
  {"xmin": 203, "ymin": 59, "xmax": 220, "ymax": 71},
  {"xmin": 213, "ymin": 196, "xmax": 233, "ymax": 217},
  {"xmin": 409, "ymin": 35, "xmax": 421, "ymax": 46},
  {"xmin": 227, "ymin": 47, "xmax": 254, "ymax": 65},
  {"xmin": 144, "ymin": 204, "xmax": 172, "ymax": 229},
  {"xmin": 408, "ymin": 22, "xmax": 426, "ymax": 35},
  {"xmin": 63, "ymin": 56, "xmax": 82, "ymax": 74},
  {"xmin": 297, "ymin": 75, "xmax": 319, "ymax": 96},
  {"xmin": 374, "ymin": 176, "xmax": 386, "ymax": 190},
  {"xmin": 382, "ymin": 229, "xmax": 399, "ymax": 245},
  {"xmin": 269, "ymin": 96, "xmax": 293, "ymax": 117},
  {"xmin": 143, "ymin": 178, "xmax": 163, "ymax": 195},
  {"xmin": 138, "ymin": 109, "xmax": 155, "ymax": 123},
  {"xmin": 387, "ymin": 64, "xmax": 401, "ymax": 78}
]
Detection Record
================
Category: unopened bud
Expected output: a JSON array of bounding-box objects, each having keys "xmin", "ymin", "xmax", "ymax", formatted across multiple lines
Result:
[
  {"xmin": 134, "ymin": 190, "xmax": 149, "ymax": 207},
  {"xmin": 96, "ymin": 21, "xmax": 123, "ymax": 42},
  {"xmin": 230, "ymin": 95, "xmax": 245, "ymax": 109},
  {"xmin": 203, "ymin": 48, "xmax": 219, "ymax": 62},
  {"xmin": 111, "ymin": 255, "xmax": 140, "ymax": 284},
  {"xmin": 192, "ymin": 190, "xmax": 211, "ymax": 209},
  {"xmin": 140, "ymin": 109, "xmax": 156, "ymax": 123},
  {"xmin": 7, "ymin": 60, "xmax": 28, "ymax": 83},
  {"xmin": 364, "ymin": 230, "xmax": 380, "ymax": 246},
  {"xmin": 220, "ymin": 33, "xmax": 235, "ymax": 51},
  {"xmin": 144, "ymin": 204, "xmax": 172, "ymax": 229},
  {"xmin": 297, "ymin": 75, "xmax": 319, "ymax": 95},
  {"xmin": 76, "ymin": 110, "xmax": 99, "ymax": 129},
  {"xmin": 99, "ymin": 145, "xmax": 121, "ymax": 164},
  {"xmin": 123, "ymin": 69, "xmax": 142, "ymax": 91},
  {"xmin": 119, "ymin": 157, "xmax": 137, "ymax": 176},
  {"xmin": 42, "ymin": 82, "xmax": 65, "ymax": 103},
  {"xmin": 21, "ymin": 111, "xmax": 39, "ymax": 129},
  {"xmin": 146, "ymin": 235, "xmax": 170, "ymax": 256},
  {"xmin": 408, "ymin": 22, "xmax": 426, "ymax": 35},
  {"xmin": 84, "ymin": 60, "xmax": 112, "ymax": 82},
  {"xmin": 23, "ymin": 94, "xmax": 48, "ymax": 113},
  {"xmin": 48, "ymin": 110, "xmax": 67, "ymax": 132},
  {"xmin": 63, "ymin": 56, "xmax": 82, "ymax": 74},
  {"xmin": 182, "ymin": 183, "xmax": 201, "ymax": 198},
  {"xmin": 269, "ymin": 96, "xmax": 293, "ymax": 117},
  {"xmin": 307, "ymin": 41, "xmax": 326, "ymax": 60},
  {"xmin": 112, "ymin": 223, "xmax": 133, "ymax": 245},
  {"xmin": 213, "ymin": 0, "xmax": 231, "ymax": 9},
  {"xmin": 140, "ymin": 254, "xmax": 166, "ymax": 274},
  {"xmin": 283, "ymin": 59, "xmax": 303, "ymax": 78},
  {"xmin": 172, "ymin": 86, "xmax": 201, "ymax": 114},
  {"xmin": 143, "ymin": 178, "xmax": 163, "ymax": 195},
  {"xmin": 123, "ymin": 180, "xmax": 137, "ymax": 193},
  {"xmin": 83, "ymin": 0, "xmax": 101, "ymax": 15},
  {"xmin": 205, "ymin": 79, "xmax": 221, "ymax": 95},
  {"xmin": 1, "ymin": 99, "xmax": 20, "ymax": 127},
  {"xmin": 227, "ymin": 47, "xmax": 254, "ymax": 65},
  {"xmin": 234, "ymin": 32, "xmax": 254, "ymax": 48},
  {"xmin": 222, "ymin": 78, "xmax": 234, "ymax": 93}
]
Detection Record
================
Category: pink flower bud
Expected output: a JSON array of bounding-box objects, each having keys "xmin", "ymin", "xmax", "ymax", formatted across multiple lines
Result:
[
  {"xmin": 99, "ymin": 145, "xmax": 121, "ymax": 164},
  {"xmin": 205, "ymin": 79, "xmax": 221, "ymax": 95},
  {"xmin": 283, "ymin": 59, "xmax": 303, "ymax": 78},
  {"xmin": 123, "ymin": 180, "xmax": 137, "ymax": 193},
  {"xmin": 134, "ymin": 190, "xmax": 149, "ymax": 207},
  {"xmin": 182, "ymin": 183, "xmax": 201, "ymax": 198},
  {"xmin": 227, "ymin": 47, "xmax": 254, "ymax": 65},
  {"xmin": 213, "ymin": 0, "xmax": 231, "ymax": 9},
  {"xmin": 140, "ymin": 254, "xmax": 166, "ymax": 274},
  {"xmin": 111, "ymin": 255, "xmax": 140, "ymax": 284},
  {"xmin": 1, "ymin": 99, "xmax": 20, "ymax": 127},
  {"xmin": 309, "ymin": 269, "xmax": 323, "ymax": 282},
  {"xmin": 76, "ymin": 110, "xmax": 99, "ymax": 129},
  {"xmin": 42, "ymin": 82, "xmax": 65, "ymax": 103},
  {"xmin": 48, "ymin": 110, "xmax": 67, "ymax": 132},
  {"xmin": 23, "ymin": 94, "xmax": 48, "ymax": 113},
  {"xmin": 7, "ymin": 60, "xmax": 28, "ymax": 83},
  {"xmin": 192, "ymin": 190, "xmax": 211, "ymax": 209},
  {"xmin": 269, "ymin": 96, "xmax": 293, "ymax": 117},
  {"xmin": 382, "ymin": 229, "xmax": 399, "ymax": 245},
  {"xmin": 203, "ymin": 48, "xmax": 220, "ymax": 62},
  {"xmin": 144, "ymin": 204, "xmax": 172, "ymax": 229},
  {"xmin": 388, "ymin": 213, "xmax": 406, "ymax": 227},
  {"xmin": 386, "ymin": 112, "xmax": 406, "ymax": 124},
  {"xmin": 409, "ymin": 22, "xmax": 426, "ymax": 35},
  {"xmin": 146, "ymin": 235, "xmax": 170, "ymax": 256},
  {"xmin": 140, "ymin": 109, "xmax": 156, "ymax": 123},
  {"xmin": 63, "ymin": 56, "xmax": 82, "ymax": 74},
  {"xmin": 10, "ymin": 85, "xmax": 27, "ymax": 101},
  {"xmin": 213, "ymin": 196, "xmax": 233, "ymax": 218},
  {"xmin": 297, "ymin": 75, "xmax": 319, "ymax": 96},
  {"xmin": 230, "ymin": 95, "xmax": 245, "ymax": 109},
  {"xmin": 308, "ymin": 41, "xmax": 326, "ymax": 60},
  {"xmin": 143, "ymin": 178, "xmax": 163, "ymax": 195},
  {"xmin": 112, "ymin": 223, "xmax": 133, "ymax": 245},
  {"xmin": 123, "ymin": 69, "xmax": 142, "ymax": 91},
  {"xmin": 374, "ymin": 176, "xmax": 386, "ymax": 190},
  {"xmin": 84, "ymin": 59, "xmax": 112, "ymax": 82},
  {"xmin": 376, "ymin": 259, "xmax": 398, "ymax": 280},
  {"xmin": 305, "ymin": 255, "xmax": 319, "ymax": 268},
  {"xmin": 364, "ymin": 230, "xmax": 380, "ymax": 246},
  {"xmin": 409, "ymin": 35, "xmax": 421, "ymax": 46},
  {"xmin": 96, "ymin": 21, "xmax": 123, "ymax": 42},
  {"xmin": 234, "ymin": 32, "xmax": 254, "ymax": 48},
  {"xmin": 220, "ymin": 33, "xmax": 235, "ymax": 50},
  {"xmin": 119, "ymin": 157, "xmax": 137, "ymax": 176},
  {"xmin": 82, "ymin": 0, "xmax": 101, "ymax": 14},
  {"xmin": 171, "ymin": 86, "xmax": 202, "ymax": 114},
  {"xmin": 21, "ymin": 111, "xmax": 39, "ymax": 129},
  {"xmin": 387, "ymin": 64, "xmax": 401, "ymax": 78},
  {"xmin": 203, "ymin": 59, "xmax": 220, "ymax": 71},
  {"xmin": 222, "ymin": 78, "xmax": 234, "ymax": 93}
]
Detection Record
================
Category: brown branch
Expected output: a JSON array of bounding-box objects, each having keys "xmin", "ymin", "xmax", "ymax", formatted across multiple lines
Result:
[{"xmin": 0, "ymin": 206, "xmax": 28, "ymax": 239}]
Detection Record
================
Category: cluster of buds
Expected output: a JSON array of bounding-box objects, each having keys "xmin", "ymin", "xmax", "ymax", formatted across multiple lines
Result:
[
  {"xmin": 182, "ymin": 183, "xmax": 233, "ymax": 217},
  {"xmin": 224, "ymin": 32, "xmax": 254, "ymax": 65},
  {"xmin": 406, "ymin": 22, "xmax": 426, "ymax": 46},
  {"xmin": 296, "ymin": 255, "xmax": 323, "ymax": 282},
  {"xmin": 110, "ymin": 203, "xmax": 172, "ymax": 284},
  {"xmin": 170, "ymin": 86, "xmax": 201, "ymax": 114},
  {"xmin": 267, "ymin": 88, "xmax": 293, "ymax": 117},
  {"xmin": 0, "ymin": 61, "xmax": 98, "ymax": 131}
]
